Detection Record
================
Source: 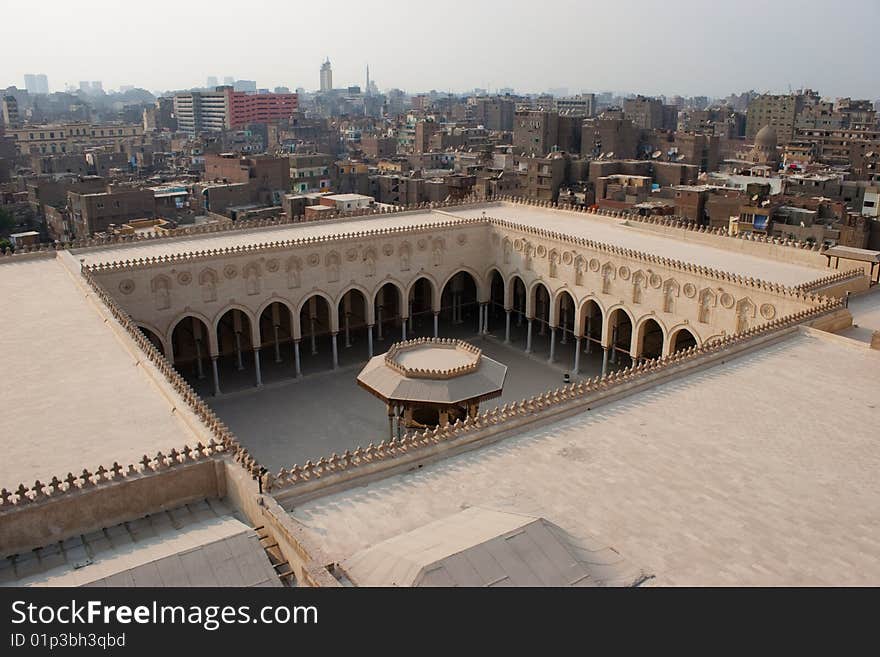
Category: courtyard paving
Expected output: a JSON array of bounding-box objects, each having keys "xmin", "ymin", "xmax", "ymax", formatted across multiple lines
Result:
[{"xmin": 206, "ymin": 315, "xmax": 616, "ymax": 471}]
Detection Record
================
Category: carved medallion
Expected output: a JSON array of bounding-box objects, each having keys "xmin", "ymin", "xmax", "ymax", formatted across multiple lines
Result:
[
  {"xmin": 618, "ymin": 266, "xmax": 630, "ymax": 280},
  {"xmin": 760, "ymin": 303, "xmax": 776, "ymax": 320},
  {"xmin": 649, "ymin": 273, "xmax": 662, "ymax": 289},
  {"xmin": 177, "ymin": 271, "xmax": 192, "ymax": 286},
  {"xmin": 720, "ymin": 292, "xmax": 735, "ymax": 309},
  {"xmin": 118, "ymin": 279, "xmax": 135, "ymax": 295},
  {"xmin": 383, "ymin": 243, "xmax": 394, "ymax": 256},
  {"xmin": 683, "ymin": 283, "xmax": 696, "ymax": 298},
  {"xmin": 223, "ymin": 265, "xmax": 238, "ymax": 279},
  {"xmin": 514, "ymin": 239, "xmax": 524, "ymax": 252},
  {"xmin": 266, "ymin": 258, "xmax": 280, "ymax": 272},
  {"xmin": 417, "ymin": 238, "xmax": 428, "ymax": 251},
  {"xmin": 307, "ymin": 253, "xmax": 321, "ymax": 267},
  {"xmin": 588, "ymin": 258, "xmax": 600, "ymax": 272},
  {"xmin": 457, "ymin": 234, "xmax": 467, "ymax": 246},
  {"xmin": 345, "ymin": 248, "xmax": 358, "ymax": 262},
  {"xmin": 536, "ymin": 245, "xmax": 547, "ymax": 257},
  {"xmin": 562, "ymin": 251, "xmax": 573, "ymax": 265}
]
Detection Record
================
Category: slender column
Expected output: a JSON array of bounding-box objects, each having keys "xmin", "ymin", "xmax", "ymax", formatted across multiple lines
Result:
[
  {"xmin": 293, "ymin": 340, "xmax": 302, "ymax": 378},
  {"xmin": 585, "ymin": 316, "xmax": 592, "ymax": 354},
  {"xmin": 234, "ymin": 331, "xmax": 244, "ymax": 371},
  {"xmin": 331, "ymin": 332, "xmax": 339, "ymax": 369},
  {"xmin": 602, "ymin": 346, "xmax": 609, "ymax": 376},
  {"xmin": 525, "ymin": 319, "xmax": 533, "ymax": 353},
  {"xmin": 538, "ymin": 298, "xmax": 546, "ymax": 336},
  {"xmin": 476, "ymin": 304, "xmax": 483, "ymax": 334},
  {"xmin": 344, "ymin": 313, "xmax": 351, "ymax": 348},
  {"xmin": 484, "ymin": 303, "xmax": 490, "ymax": 334},
  {"xmin": 254, "ymin": 348, "xmax": 262, "ymax": 387},
  {"xmin": 573, "ymin": 337, "xmax": 581, "ymax": 374},
  {"xmin": 377, "ymin": 306, "xmax": 384, "ymax": 340},
  {"xmin": 211, "ymin": 356, "xmax": 221, "ymax": 396},
  {"xmin": 548, "ymin": 327, "xmax": 556, "ymax": 363},
  {"xmin": 309, "ymin": 317, "xmax": 317, "ymax": 355},
  {"xmin": 610, "ymin": 327, "xmax": 618, "ymax": 364},
  {"xmin": 388, "ymin": 407, "xmax": 395, "ymax": 440},
  {"xmin": 367, "ymin": 325, "xmax": 374, "ymax": 357},
  {"xmin": 273, "ymin": 325, "xmax": 282, "ymax": 363},
  {"xmin": 195, "ymin": 339, "xmax": 206, "ymax": 379},
  {"xmin": 561, "ymin": 305, "xmax": 568, "ymax": 344},
  {"xmin": 433, "ymin": 312, "xmax": 439, "ymax": 338},
  {"xmin": 504, "ymin": 310, "xmax": 511, "ymax": 343},
  {"xmin": 401, "ymin": 321, "xmax": 407, "ymax": 341}
]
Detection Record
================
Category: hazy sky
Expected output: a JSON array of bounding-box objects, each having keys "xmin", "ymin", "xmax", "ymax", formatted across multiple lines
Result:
[{"xmin": 4, "ymin": 0, "xmax": 878, "ymax": 99}]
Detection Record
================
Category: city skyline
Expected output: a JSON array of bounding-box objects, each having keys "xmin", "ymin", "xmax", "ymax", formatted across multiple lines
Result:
[{"xmin": 3, "ymin": 0, "xmax": 878, "ymax": 99}]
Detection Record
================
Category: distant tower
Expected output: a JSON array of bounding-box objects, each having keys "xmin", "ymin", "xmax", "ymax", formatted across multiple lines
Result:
[
  {"xmin": 320, "ymin": 58, "xmax": 333, "ymax": 92},
  {"xmin": 365, "ymin": 64, "xmax": 370, "ymax": 97}
]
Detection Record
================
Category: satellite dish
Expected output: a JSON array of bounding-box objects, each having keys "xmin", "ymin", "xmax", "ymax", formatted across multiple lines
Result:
[{"xmin": 652, "ymin": 150, "xmax": 661, "ymax": 159}]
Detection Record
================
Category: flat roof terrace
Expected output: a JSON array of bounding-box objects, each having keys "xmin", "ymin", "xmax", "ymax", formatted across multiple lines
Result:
[
  {"xmin": 74, "ymin": 210, "xmax": 440, "ymax": 266},
  {"xmin": 0, "ymin": 255, "xmax": 205, "ymax": 492},
  {"xmin": 441, "ymin": 203, "xmax": 826, "ymax": 287},
  {"xmin": 73, "ymin": 202, "xmax": 827, "ymax": 287},
  {"xmin": 289, "ymin": 330, "xmax": 880, "ymax": 586}
]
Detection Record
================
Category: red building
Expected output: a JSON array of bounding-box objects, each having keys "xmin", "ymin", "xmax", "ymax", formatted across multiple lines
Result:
[{"xmin": 229, "ymin": 91, "xmax": 298, "ymax": 128}]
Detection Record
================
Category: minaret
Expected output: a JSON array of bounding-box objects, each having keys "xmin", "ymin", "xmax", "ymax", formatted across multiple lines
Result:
[{"xmin": 365, "ymin": 64, "xmax": 370, "ymax": 96}]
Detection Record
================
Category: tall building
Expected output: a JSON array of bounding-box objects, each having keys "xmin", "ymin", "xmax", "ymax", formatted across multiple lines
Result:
[
  {"xmin": 745, "ymin": 93, "xmax": 807, "ymax": 145},
  {"xmin": 24, "ymin": 73, "xmax": 49, "ymax": 95},
  {"xmin": 623, "ymin": 96, "xmax": 664, "ymax": 130},
  {"xmin": 206, "ymin": 76, "xmax": 219, "ymax": 89},
  {"xmin": 320, "ymin": 58, "xmax": 333, "ymax": 92},
  {"xmin": 223, "ymin": 76, "xmax": 235, "ymax": 86},
  {"xmin": 173, "ymin": 88, "xmax": 298, "ymax": 134},
  {"xmin": 555, "ymin": 94, "xmax": 596, "ymax": 118}
]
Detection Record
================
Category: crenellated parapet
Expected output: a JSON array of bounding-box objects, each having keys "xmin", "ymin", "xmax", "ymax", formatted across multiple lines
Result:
[
  {"xmin": 0, "ymin": 442, "xmax": 226, "ymax": 510},
  {"xmin": 490, "ymin": 194, "xmax": 829, "ymax": 253},
  {"xmin": 80, "ymin": 217, "xmax": 488, "ymax": 274},
  {"xmin": 797, "ymin": 268, "xmax": 866, "ymax": 291},
  {"xmin": 384, "ymin": 338, "xmax": 482, "ymax": 379}
]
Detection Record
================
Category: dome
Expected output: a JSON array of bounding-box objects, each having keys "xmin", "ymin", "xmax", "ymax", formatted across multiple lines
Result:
[{"xmin": 755, "ymin": 125, "xmax": 777, "ymax": 148}]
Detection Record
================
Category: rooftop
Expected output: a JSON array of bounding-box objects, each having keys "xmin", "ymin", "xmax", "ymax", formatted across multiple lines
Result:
[
  {"xmin": 0, "ymin": 254, "xmax": 202, "ymax": 492},
  {"xmin": 291, "ymin": 330, "xmax": 880, "ymax": 586},
  {"xmin": 74, "ymin": 202, "xmax": 827, "ymax": 286}
]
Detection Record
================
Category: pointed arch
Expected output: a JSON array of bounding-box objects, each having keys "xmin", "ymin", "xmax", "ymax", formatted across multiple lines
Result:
[
  {"xmin": 633, "ymin": 315, "xmax": 666, "ymax": 360},
  {"xmin": 667, "ymin": 325, "xmax": 700, "ymax": 356}
]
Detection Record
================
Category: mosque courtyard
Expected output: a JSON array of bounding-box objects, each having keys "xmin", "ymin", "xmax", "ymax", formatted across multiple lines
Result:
[{"xmin": 206, "ymin": 311, "xmax": 614, "ymax": 470}]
